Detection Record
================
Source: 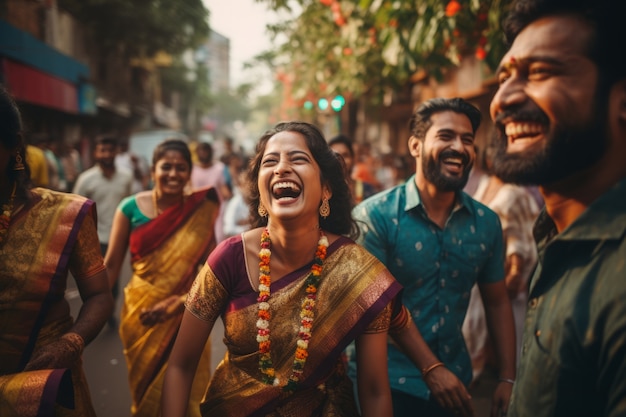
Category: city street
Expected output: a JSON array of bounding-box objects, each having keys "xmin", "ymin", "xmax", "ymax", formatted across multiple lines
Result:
[{"xmin": 67, "ymin": 252, "xmax": 226, "ymax": 417}]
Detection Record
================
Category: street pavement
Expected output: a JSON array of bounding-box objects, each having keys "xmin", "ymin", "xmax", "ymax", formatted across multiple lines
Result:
[{"xmin": 67, "ymin": 252, "xmax": 496, "ymax": 417}]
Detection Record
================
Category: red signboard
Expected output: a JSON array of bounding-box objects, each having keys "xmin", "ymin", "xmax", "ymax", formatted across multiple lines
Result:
[{"xmin": 2, "ymin": 58, "xmax": 78, "ymax": 113}]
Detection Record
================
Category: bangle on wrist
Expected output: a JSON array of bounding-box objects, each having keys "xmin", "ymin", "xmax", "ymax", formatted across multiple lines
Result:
[
  {"xmin": 421, "ymin": 361, "xmax": 445, "ymax": 378},
  {"xmin": 498, "ymin": 377, "xmax": 515, "ymax": 385}
]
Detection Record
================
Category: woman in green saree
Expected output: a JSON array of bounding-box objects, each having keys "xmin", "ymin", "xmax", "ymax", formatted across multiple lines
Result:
[
  {"xmin": 163, "ymin": 122, "xmax": 403, "ymax": 417},
  {"xmin": 106, "ymin": 139, "xmax": 219, "ymax": 417},
  {"xmin": 0, "ymin": 85, "xmax": 113, "ymax": 416}
]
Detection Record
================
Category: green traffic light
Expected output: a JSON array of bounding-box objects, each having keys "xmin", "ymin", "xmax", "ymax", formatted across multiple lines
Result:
[
  {"xmin": 304, "ymin": 100, "xmax": 314, "ymax": 110},
  {"xmin": 318, "ymin": 98, "xmax": 329, "ymax": 111},
  {"xmin": 331, "ymin": 95, "xmax": 345, "ymax": 111}
]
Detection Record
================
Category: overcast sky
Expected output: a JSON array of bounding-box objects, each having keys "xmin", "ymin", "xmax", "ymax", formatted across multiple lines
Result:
[{"xmin": 202, "ymin": 0, "xmax": 278, "ymax": 88}]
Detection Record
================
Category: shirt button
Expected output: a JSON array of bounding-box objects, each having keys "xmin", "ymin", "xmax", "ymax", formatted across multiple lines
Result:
[{"xmin": 529, "ymin": 298, "xmax": 538, "ymax": 308}]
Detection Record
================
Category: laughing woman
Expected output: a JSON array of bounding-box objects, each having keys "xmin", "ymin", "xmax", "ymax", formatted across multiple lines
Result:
[
  {"xmin": 162, "ymin": 122, "xmax": 403, "ymax": 417},
  {"xmin": 105, "ymin": 139, "xmax": 219, "ymax": 417}
]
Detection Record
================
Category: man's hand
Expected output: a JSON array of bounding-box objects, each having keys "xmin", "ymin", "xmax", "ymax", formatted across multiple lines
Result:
[{"xmin": 425, "ymin": 365, "xmax": 474, "ymax": 417}]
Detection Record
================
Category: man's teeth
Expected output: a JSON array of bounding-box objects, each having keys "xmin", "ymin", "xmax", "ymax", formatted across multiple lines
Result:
[
  {"xmin": 505, "ymin": 122, "xmax": 543, "ymax": 138},
  {"xmin": 443, "ymin": 157, "xmax": 462, "ymax": 165}
]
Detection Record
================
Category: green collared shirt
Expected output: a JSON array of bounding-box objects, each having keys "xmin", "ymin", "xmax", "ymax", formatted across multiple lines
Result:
[
  {"xmin": 349, "ymin": 175, "xmax": 504, "ymax": 399},
  {"xmin": 510, "ymin": 178, "xmax": 626, "ymax": 417}
]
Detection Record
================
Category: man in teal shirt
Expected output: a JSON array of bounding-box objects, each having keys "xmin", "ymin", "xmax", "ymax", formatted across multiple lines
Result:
[
  {"xmin": 351, "ymin": 98, "xmax": 517, "ymax": 417},
  {"xmin": 490, "ymin": 0, "xmax": 626, "ymax": 415}
]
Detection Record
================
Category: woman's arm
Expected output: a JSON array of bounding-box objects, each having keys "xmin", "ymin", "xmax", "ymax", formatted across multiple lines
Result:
[
  {"xmin": 162, "ymin": 310, "xmax": 215, "ymax": 417},
  {"xmin": 356, "ymin": 332, "xmax": 393, "ymax": 417},
  {"xmin": 104, "ymin": 208, "xmax": 130, "ymax": 289}
]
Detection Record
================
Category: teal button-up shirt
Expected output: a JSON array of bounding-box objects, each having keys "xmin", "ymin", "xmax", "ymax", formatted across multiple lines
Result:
[
  {"xmin": 509, "ymin": 178, "xmax": 626, "ymax": 417},
  {"xmin": 351, "ymin": 175, "xmax": 504, "ymax": 399}
]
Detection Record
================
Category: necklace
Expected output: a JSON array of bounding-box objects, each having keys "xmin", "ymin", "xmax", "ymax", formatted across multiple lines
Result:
[
  {"xmin": 152, "ymin": 190, "xmax": 186, "ymax": 217},
  {"xmin": 257, "ymin": 227, "xmax": 328, "ymax": 392},
  {"xmin": 0, "ymin": 183, "xmax": 17, "ymax": 248}
]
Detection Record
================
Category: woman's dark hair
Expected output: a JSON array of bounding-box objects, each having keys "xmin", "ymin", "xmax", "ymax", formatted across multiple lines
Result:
[
  {"xmin": 152, "ymin": 139, "xmax": 192, "ymax": 169},
  {"xmin": 0, "ymin": 84, "xmax": 32, "ymax": 199},
  {"xmin": 246, "ymin": 121, "xmax": 359, "ymax": 239}
]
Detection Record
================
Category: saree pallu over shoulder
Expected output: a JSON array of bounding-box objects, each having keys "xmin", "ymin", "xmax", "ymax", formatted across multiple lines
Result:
[
  {"xmin": 0, "ymin": 189, "xmax": 97, "ymax": 417},
  {"xmin": 196, "ymin": 237, "xmax": 402, "ymax": 417},
  {"xmin": 0, "ymin": 188, "xmax": 94, "ymax": 374},
  {"xmin": 120, "ymin": 187, "xmax": 219, "ymax": 417},
  {"xmin": 129, "ymin": 187, "xmax": 219, "ymax": 261}
]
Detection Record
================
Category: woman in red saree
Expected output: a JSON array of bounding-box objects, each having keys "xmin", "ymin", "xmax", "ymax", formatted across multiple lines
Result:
[
  {"xmin": 163, "ymin": 122, "xmax": 403, "ymax": 417},
  {"xmin": 0, "ymin": 85, "xmax": 113, "ymax": 416},
  {"xmin": 106, "ymin": 139, "xmax": 219, "ymax": 417}
]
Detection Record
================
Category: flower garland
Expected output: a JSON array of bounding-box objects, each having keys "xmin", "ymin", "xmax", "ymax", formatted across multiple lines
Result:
[
  {"xmin": 257, "ymin": 227, "xmax": 328, "ymax": 392},
  {"xmin": 0, "ymin": 183, "xmax": 16, "ymax": 248}
]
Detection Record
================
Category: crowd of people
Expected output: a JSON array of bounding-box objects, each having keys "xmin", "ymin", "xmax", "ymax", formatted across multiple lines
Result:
[{"xmin": 1, "ymin": 0, "xmax": 625, "ymax": 416}]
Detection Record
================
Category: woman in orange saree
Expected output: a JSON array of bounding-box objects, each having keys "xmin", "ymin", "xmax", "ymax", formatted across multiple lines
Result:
[
  {"xmin": 106, "ymin": 139, "xmax": 219, "ymax": 417},
  {"xmin": 0, "ymin": 85, "xmax": 113, "ymax": 416}
]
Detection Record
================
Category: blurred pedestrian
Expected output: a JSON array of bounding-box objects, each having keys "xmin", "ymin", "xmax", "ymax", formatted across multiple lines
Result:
[
  {"xmin": 24, "ymin": 142, "xmax": 49, "ymax": 187},
  {"xmin": 116, "ymin": 139, "xmax": 149, "ymax": 194},
  {"xmin": 191, "ymin": 141, "xmax": 231, "ymax": 242},
  {"xmin": 32, "ymin": 133, "xmax": 63, "ymax": 191},
  {"xmin": 73, "ymin": 135, "xmax": 133, "ymax": 326},
  {"xmin": 489, "ymin": 0, "xmax": 626, "ymax": 415},
  {"xmin": 222, "ymin": 154, "xmax": 251, "ymax": 239},
  {"xmin": 350, "ymin": 98, "xmax": 516, "ymax": 417},
  {"xmin": 162, "ymin": 121, "xmax": 402, "ymax": 417},
  {"xmin": 329, "ymin": 134, "xmax": 377, "ymax": 204},
  {"xmin": 462, "ymin": 142, "xmax": 539, "ymax": 380},
  {"xmin": 105, "ymin": 139, "xmax": 219, "ymax": 417},
  {"xmin": 0, "ymin": 84, "xmax": 113, "ymax": 416},
  {"xmin": 59, "ymin": 142, "xmax": 82, "ymax": 191}
]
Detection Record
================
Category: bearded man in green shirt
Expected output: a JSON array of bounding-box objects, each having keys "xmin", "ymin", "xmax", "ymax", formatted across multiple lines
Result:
[
  {"xmin": 349, "ymin": 97, "xmax": 517, "ymax": 417},
  {"xmin": 490, "ymin": 0, "xmax": 626, "ymax": 416}
]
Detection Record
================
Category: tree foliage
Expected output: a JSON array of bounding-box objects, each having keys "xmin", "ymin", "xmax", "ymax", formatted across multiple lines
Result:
[
  {"xmin": 256, "ymin": 0, "xmax": 513, "ymax": 103},
  {"xmin": 58, "ymin": 0, "xmax": 209, "ymax": 58}
]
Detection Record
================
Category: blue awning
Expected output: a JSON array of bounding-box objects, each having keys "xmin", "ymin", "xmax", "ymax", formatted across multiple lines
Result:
[{"xmin": 0, "ymin": 19, "xmax": 89, "ymax": 84}]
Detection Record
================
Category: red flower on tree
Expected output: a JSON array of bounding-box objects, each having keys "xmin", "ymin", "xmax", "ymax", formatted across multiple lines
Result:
[
  {"xmin": 475, "ymin": 46, "xmax": 486, "ymax": 60},
  {"xmin": 445, "ymin": 0, "xmax": 461, "ymax": 17}
]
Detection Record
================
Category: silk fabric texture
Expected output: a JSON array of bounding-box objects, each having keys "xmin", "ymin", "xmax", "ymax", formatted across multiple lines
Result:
[
  {"xmin": 186, "ymin": 236, "xmax": 402, "ymax": 417},
  {"xmin": 0, "ymin": 188, "xmax": 103, "ymax": 416},
  {"xmin": 120, "ymin": 188, "xmax": 219, "ymax": 417}
]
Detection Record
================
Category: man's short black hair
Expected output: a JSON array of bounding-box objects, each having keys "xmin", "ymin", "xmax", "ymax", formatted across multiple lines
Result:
[
  {"xmin": 504, "ymin": 0, "xmax": 626, "ymax": 87},
  {"xmin": 95, "ymin": 135, "xmax": 118, "ymax": 148},
  {"xmin": 409, "ymin": 97, "xmax": 481, "ymax": 141}
]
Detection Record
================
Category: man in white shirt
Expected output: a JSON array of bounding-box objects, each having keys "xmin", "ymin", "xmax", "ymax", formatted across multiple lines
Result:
[{"xmin": 73, "ymin": 135, "xmax": 133, "ymax": 325}]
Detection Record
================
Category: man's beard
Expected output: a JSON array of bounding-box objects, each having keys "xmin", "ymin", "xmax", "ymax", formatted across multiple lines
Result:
[
  {"xmin": 98, "ymin": 159, "xmax": 115, "ymax": 169},
  {"xmin": 491, "ymin": 98, "xmax": 608, "ymax": 186},
  {"xmin": 422, "ymin": 149, "xmax": 473, "ymax": 192}
]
